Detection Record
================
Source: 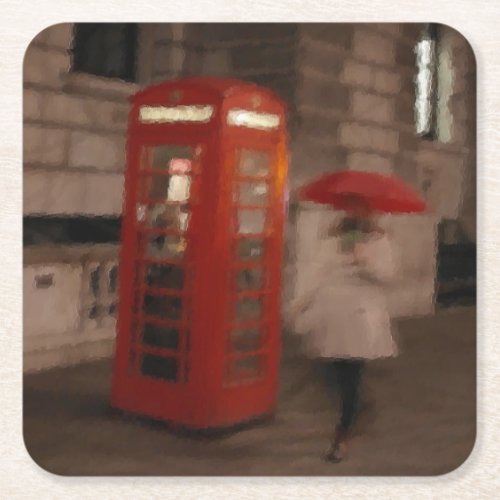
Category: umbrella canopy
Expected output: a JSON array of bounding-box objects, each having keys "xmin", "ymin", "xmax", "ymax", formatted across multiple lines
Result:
[{"xmin": 297, "ymin": 170, "xmax": 426, "ymax": 214}]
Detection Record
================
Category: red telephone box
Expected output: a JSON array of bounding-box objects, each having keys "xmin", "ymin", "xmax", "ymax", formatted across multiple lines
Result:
[{"xmin": 110, "ymin": 77, "xmax": 288, "ymax": 429}]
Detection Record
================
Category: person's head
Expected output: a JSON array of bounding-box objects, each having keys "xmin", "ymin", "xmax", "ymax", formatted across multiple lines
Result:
[{"xmin": 333, "ymin": 195, "xmax": 380, "ymax": 236}]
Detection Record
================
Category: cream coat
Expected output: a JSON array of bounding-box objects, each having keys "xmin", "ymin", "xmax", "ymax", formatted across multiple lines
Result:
[{"xmin": 289, "ymin": 233, "xmax": 398, "ymax": 360}]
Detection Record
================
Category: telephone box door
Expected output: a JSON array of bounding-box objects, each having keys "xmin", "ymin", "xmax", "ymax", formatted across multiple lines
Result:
[
  {"xmin": 209, "ymin": 136, "xmax": 286, "ymax": 424},
  {"xmin": 113, "ymin": 135, "xmax": 206, "ymax": 423}
]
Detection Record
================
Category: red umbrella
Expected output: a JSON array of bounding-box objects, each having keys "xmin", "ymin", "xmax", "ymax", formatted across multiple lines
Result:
[{"xmin": 297, "ymin": 170, "xmax": 426, "ymax": 214}]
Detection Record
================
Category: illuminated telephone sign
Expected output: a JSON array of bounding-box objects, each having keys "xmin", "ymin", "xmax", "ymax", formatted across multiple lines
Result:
[
  {"xmin": 227, "ymin": 108, "xmax": 280, "ymax": 131},
  {"xmin": 139, "ymin": 105, "xmax": 214, "ymax": 124},
  {"xmin": 111, "ymin": 78, "xmax": 288, "ymax": 431}
]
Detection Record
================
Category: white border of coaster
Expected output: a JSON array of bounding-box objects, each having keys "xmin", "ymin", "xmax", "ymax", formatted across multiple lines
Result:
[{"xmin": 2, "ymin": 1, "xmax": 493, "ymax": 497}]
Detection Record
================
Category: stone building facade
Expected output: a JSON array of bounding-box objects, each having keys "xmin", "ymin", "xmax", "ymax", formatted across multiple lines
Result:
[{"xmin": 23, "ymin": 23, "xmax": 476, "ymax": 371}]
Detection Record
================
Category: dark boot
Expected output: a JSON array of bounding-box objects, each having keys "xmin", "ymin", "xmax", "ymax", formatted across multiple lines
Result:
[{"xmin": 324, "ymin": 426, "xmax": 349, "ymax": 463}]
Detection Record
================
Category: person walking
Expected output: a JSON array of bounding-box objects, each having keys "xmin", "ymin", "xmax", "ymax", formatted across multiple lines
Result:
[{"xmin": 289, "ymin": 195, "xmax": 399, "ymax": 462}]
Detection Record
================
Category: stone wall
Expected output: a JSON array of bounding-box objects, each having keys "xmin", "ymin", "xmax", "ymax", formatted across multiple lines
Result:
[
  {"xmin": 149, "ymin": 23, "xmax": 188, "ymax": 82},
  {"xmin": 23, "ymin": 23, "xmax": 141, "ymax": 217}
]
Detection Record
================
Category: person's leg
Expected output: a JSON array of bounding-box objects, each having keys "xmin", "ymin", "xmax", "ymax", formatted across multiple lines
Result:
[
  {"xmin": 325, "ymin": 359, "xmax": 365, "ymax": 462},
  {"xmin": 337, "ymin": 359, "xmax": 365, "ymax": 433}
]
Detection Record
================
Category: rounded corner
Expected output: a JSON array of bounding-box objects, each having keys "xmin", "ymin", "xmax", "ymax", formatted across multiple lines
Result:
[
  {"xmin": 23, "ymin": 22, "xmax": 73, "ymax": 66},
  {"xmin": 436, "ymin": 23, "xmax": 477, "ymax": 69},
  {"xmin": 431, "ymin": 426, "xmax": 477, "ymax": 477},
  {"xmin": 22, "ymin": 425, "xmax": 71, "ymax": 477},
  {"xmin": 24, "ymin": 24, "xmax": 49, "ymax": 56}
]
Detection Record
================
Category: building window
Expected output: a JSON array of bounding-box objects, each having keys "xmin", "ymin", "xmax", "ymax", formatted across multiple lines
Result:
[
  {"xmin": 414, "ymin": 24, "xmax": 438, "ymax": 138},
  {"xmin": 71, "ymin": 23, "xmax": 138, "ymax": 82},
  {"xmin": 414, "ymin": 24, "xmax": 454, "ymax": 143},
  {"xmin": 84, "ymin": 262, "xmax": 119, "ymax": 326}
]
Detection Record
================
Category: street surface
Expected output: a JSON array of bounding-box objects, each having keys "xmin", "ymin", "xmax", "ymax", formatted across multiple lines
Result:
[{"xmin": 23, "ymin": 306, "xmax": 475, "ymax": 476}]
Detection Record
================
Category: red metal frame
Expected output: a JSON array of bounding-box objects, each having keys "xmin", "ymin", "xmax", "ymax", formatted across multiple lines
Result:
[{"xmin": 110, "ymin": 77, "xmax": 288, "ymax": 429}]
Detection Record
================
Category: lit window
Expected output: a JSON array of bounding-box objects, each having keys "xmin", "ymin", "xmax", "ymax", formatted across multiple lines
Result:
[
  {"xmin": 415, "ymin": 24, "xmax": 438, "ymax": 137},
  {"xmin": 414, "ymin": 24, "xmax": 455, "ymax": 143},
  {"xmin": 435, "ymin": 30, "xmax": 455, "ymax": 143}
]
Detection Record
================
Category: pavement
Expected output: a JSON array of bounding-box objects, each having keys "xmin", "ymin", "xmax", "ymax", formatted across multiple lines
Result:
[{"xmin": 23, "ymin": 305, "xmax": 476, "ymax": 476}]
